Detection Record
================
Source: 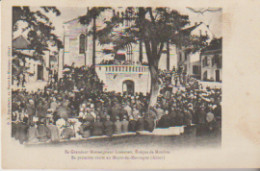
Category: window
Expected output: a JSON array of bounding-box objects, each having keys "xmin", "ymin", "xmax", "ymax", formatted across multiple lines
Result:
[
  {"xmin": 203, "ymin": 56, "xmax": 208, "ymax": 67},
  {"xmin": 185, "ymin": 52, "xmax": 188, "ymax": 60},
  {"xmin": 193, "ymin": 66, "xmax": 200, "ymax": 75},
  {"xmin": 79, "ymin": 34, "xmax": 86, "ymax": 54}
]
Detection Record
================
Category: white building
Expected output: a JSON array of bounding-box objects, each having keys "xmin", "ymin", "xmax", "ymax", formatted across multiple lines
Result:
[
  {"xmin": 62, "ymin": 9, "xmax": 179, "ymax": 94},
  {"xmin": 200, "ymin": 38, "xmax": 222, "ymax": 82},
  {"xmin": 12, "ymin": 35, "xmax": 58, "ymax": 89},
  {"xmin": 177, "ymin": 22, "xmax": 214, "ymax": 79}
]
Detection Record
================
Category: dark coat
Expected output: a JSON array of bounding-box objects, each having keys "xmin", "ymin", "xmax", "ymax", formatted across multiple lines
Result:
[
  {"xmin": 91, "ymin": 121, "xmax": 104, "ymax": 136},
  {"xmin": 37, "ymin": 124, "xmax": 51, "ymax": 142},
  {"xmin": 157, "ymin": 115, "xmax": 171, "ymax": 128},
  {"xmin": 113, "ymin": 121, "xmax": 122, "ymax": 134},
  {"xmin": 47, "ymin": 125, "xmax": 60, "ymax": 142},
  {"xmin": 104, "ymin": 120, "xmax": 114, "ymax": 136},
  {"xmin": 136, "ymin": 118, "xmax": 145, "ymax": 131},
  {"xmin": 27, "ymin": 126, "xmax": 39, "ymax": 143},
  {"xmin": 144, "ymin": 118, "xmax": 155, "ymax": 132},
  {"xmin": 128, "ymin": 120, "xmax": 137, "ymax": 132},
  {"xmin": 79, "ymin": 123, "xmax": 91, "ymax": 138},
  {"xmin": 61, "ymin": 127, "xmax": 74, "ymax": 140},
  {"xmin": 16, "ymin": 122, "xmax": 29, "ymax": 144},
  {"xmin": 121, "ymin": 120, "xmax": 129, "ymax": 133}
]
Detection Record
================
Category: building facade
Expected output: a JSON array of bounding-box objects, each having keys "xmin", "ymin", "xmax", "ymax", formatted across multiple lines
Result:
[
  {"xmin": 12, "ymin": 36, "xmax": 50, "ymax": 85},
  {"xmin": 177, "ymin": 22, "xmax": 214, "ymax": 79},
  {"xmin": 62, "ymin": 9, "xmax": 179, "ymax": 94},
  {"xmin": 200, "ymin": 49, "xmax": 222, "ymax": 82}
]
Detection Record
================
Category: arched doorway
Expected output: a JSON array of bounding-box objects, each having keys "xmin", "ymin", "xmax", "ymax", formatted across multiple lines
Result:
[{"xmin": 122, "ymin": 80, "xmax": 135, "ymax": 95}]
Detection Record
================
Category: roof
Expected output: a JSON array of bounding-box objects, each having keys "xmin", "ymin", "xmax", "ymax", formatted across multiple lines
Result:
[
  {"xmin": 201, "ymin": 38, "xmax": 222, "ymax": 53},
  {"xmin": 12, "ymin": 35, "xmax": 30, "ymax": 49},
  {"xmin": 181, "ymin": 22, "xmax": 202, "ymax": 34},
  {"xmin": 63, "ymin": 17, "xmax": 79, "ymax": 24}
]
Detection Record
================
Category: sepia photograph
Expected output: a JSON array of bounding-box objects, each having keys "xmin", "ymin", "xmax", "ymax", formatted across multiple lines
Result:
[
  {"xmin": 10, "ymin": 6, "xmax": 222, "ymax": 147},
  {"xmin": 2, "ymin": 0, "xmax": 260, "ymax": 169}
]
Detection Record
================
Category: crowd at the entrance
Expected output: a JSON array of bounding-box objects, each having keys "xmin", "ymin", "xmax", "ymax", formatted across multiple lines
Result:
[{"xmin": 11, "ymin": 66, "xmax": 222, "ymax": 144}]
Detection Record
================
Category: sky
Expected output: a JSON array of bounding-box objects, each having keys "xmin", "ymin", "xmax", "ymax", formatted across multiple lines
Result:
[{"xmin": 14, "ymin": 7, "xmax": 222, "ymax": 40}]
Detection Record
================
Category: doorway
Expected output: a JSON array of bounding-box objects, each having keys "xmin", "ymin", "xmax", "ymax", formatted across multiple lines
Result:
[
  {"xmin": 215, "ymin": 70, "xmax": 220, "ymax": 82},
  {"xmin": 122, "ymin": 80, "xmax": 135, "ymax": 95},
  {"xmin": 37, "ymin": 65, "xmax": 44, "ymax": 80}
]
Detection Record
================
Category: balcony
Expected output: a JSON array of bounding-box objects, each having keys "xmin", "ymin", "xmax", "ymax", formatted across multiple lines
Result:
[{"xmin": 96, "ymin": 64, "xmax": 149, "ymax": 73}]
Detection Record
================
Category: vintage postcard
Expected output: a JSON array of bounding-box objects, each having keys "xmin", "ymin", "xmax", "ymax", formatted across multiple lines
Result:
[{"xmin": 1, "ymin": 0, "xmax": 260, "ymax": 169}]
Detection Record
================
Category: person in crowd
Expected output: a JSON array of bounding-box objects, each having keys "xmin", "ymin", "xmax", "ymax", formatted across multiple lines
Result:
[
  {"xmin": 136, "ymin": 115, "xmax": 145, "ymax": 131},
  {"xmin": 78, "ymin": 121, "xmax": 92, "ymax": 138},
  {"xmin": 123, "ymin": 101, "xmax": 132, "ymax": 119},
  {"xmin": 91, "ymin": 116, "xmax": 104, "ymax": 136},
  {"xmin": 121, "ymin": 115, "xmax": 129, "ymax": 133},
  {"xmin": 26, "ymin": 99, "xmax": 36, "ymax": 125},
  {"xmin": 128, "ymin": 115, "xmax": 137, "ymax": 132},
  {"xmin": 113, "ymin": 116, "xmax": 122, "ymax": 134},
  {"xmin": 16, "ymin": 117, "xmax": 29, "ymax": 144},
  {"xmin": 103, "ymin": 115, "xmax": 114, "ymax": 136},
  {"xmin": 37, "ymin": 120, "xmax": 51, "ymax": 142},
  {"xmin": 27, "ymin": 122, "xmax": 39, "ymax": 143},
  {"xmin": 61, "ymin": 123, "xmax": 75, "ymax": 140},
  {"xmin": 47, "ymin": 120, "xmax": 60, "ymax": 142},
  {"xmin": 11, "ymin": 65, "xmax": 222, "ymax": 144},
  {"xmin": 157, "ymin": 110, "xmax": 172, "ymax": 128}
]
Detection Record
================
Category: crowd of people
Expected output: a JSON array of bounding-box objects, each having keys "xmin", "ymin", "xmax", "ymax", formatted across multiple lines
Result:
[{"xmin": 11, "ymin": 66, "xmax": 222, "ymax": 144}]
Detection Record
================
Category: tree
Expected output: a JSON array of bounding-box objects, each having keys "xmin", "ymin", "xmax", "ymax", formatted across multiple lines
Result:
[
  {"xmin": 79, "ymin": 7, "xmax": 110, "ymax": 70},
  {"xmin": 90, "ymin": 7, "xmax": 208, "ymax": 109},
  {"xmin": 12, "ymin": 6, "xmax": 62, "ymax": 84}
]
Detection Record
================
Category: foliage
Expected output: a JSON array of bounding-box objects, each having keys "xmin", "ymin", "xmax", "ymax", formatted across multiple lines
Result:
[
  {"xmin": 12, "ymin": 6, "xmax": 62, "ymax": 84},
  {"xmin": 13, "ymin": 6, "xmax": 62, "ymax": 55},
  {"xmin": 93, "ymin": 7, "xmax": 209, "ymax": 108}
]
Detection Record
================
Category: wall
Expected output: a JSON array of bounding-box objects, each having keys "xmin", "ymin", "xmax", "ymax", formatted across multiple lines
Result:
[
  {"xmin": 96, "ymin": 65, "xmax": 151, "ymax": 93},
  {"xmin": 201, "ymin": 51, "xmax": 222, "ymax": 82}
]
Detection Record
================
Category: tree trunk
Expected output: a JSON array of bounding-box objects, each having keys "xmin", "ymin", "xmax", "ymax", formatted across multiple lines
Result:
[
  {"xmin": 166, "ymin": 40, "xmax": 170, "ymax": 70},
  {"xmin": 92, "ymin": 16, "xmax": 96, "ymax": 70},
  {"xmin": 148, "ymin": 64, "xmax": 160, "ymax": 109}
]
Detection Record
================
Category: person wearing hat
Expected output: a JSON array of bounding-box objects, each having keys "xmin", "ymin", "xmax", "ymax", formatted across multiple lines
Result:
[
  {"xmin": 26, "ymin": 99, "xmax": 36, "ymax": 125},
  {"xmin": 91, "ymin": 116, "xmax": 104, "ymax": 136},
  {"xmin": 61, "ymin": 122, "xmax": 74, "ymax": 140},
  {"xmin": 16, "ymin": 117, "xmax": 29, "ymax": 144},
  {"xmin": 50, "ymin": 97, "xmax": 58, "ymax": 113},
  {"xmin": 157, "ymin": 110, "xmax": 171, "ymax": 128},
  {"xmin": 136, "ymin": 114, "xmax": 145, "ymax": 131},
  {"xmin": 132, "ymin": 106, "xmax": 140, "ymax": 121},
  {"xmin": 123, "ymin": 101, "xmax": 132, "ymax": 119},
  {"xmin": 113, "ymin": 116, "xmax": 122, "ymax": 134},
  {"xmin": 78, "ymin": 121, "xmax": 92, "ymax": 138},
  {"xmin": 27, "ymin": 122, "xmax": 39, "ymax": 143},
  {"xmin": 37, "ymin": 120, "xmax": 51, "ymax": 142},
  {"xmin": 128, "ymin": 115, "xmax": 137, "ymax": 132},
  {"xmin": 46, "ymin": 120, "xmax": 60, "ymax": 142},
  {"xmin": 183, "ymin": 108, "xmax": 193, "ymax": 126},
  {"xmin": 121, "ymin": 115, "xmax": 129, "ymax": 133},
  {"xmin": 45, "ymin": 109, "xmax": 53, "ymax": 125},
  {"xmin": 155, "ymin": 104, "xmax": 165, "ymax": 123},
  {"xmin": 103, "ymin": 115, "xmax": 114, "ymax": 136}
]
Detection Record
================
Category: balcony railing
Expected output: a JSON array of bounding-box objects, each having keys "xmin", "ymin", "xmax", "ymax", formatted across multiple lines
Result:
[{"xmin": 96, "ymin": 65, "xmax": 149, "ymax": 73}]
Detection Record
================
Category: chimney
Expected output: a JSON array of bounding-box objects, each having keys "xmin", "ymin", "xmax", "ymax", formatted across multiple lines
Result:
[{"xmin": 195, "ymin": 22, "xmax": 197, "ymax": 26}]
